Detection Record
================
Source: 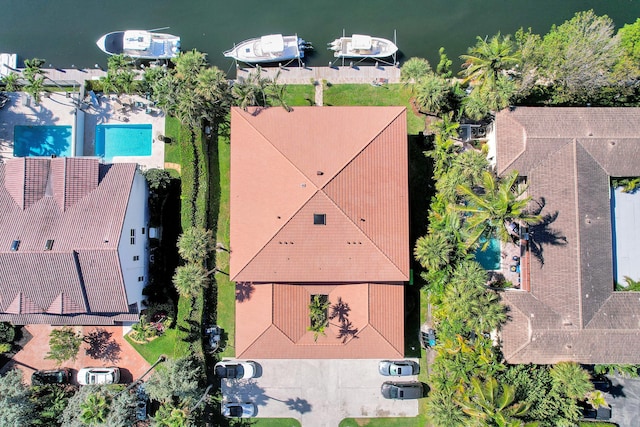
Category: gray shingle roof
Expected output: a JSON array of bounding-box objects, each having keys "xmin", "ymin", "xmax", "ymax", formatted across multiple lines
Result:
[
  {"xmin": 0, "ymin": 157, "xmax": 138, "ymax": 325},
  {"xmin": 496, "ymin": 107, "xmax": 640, "ymax": 364}
]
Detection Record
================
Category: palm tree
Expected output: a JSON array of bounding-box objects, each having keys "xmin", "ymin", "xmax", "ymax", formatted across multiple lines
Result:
[
  {"xmin": 2, "ymin": 72, "xmax": 20, "ymax": 92},
  {"xmin": 79, "ymin": 392, "xmax": 110, "ymax": 425},
  {"xmin": 456, "ymin": 170, "xmax": 541, "ymax": 249},
  {"xmin": 426, "ymin": 389, "xmax": 467, "ymax": 427},
  {"xmin": 195, "ymin": 66, "xmax": 231, "ymax": 121},
  {"xmin": 172, "ymin": 264, "xmax": 215, "ymax": 298},
  {"xmin": 308, "ymin": 295, "xmax": 330, "ymax": 341},
  {"xmin": 456, "ymin": 377, "xmax": 538, "ymax": 427},
  {"xmin": 414, "ymin": 73, "xmax": 451, "ymax": 116},
  {"xmin": 460, "ymin": 33, "xmax": 521, "ymax": 91},
  {"xmin": 177, "ymin": 227, "xmax": 214, "ymax": 264},
  {"xmin": 414, "ymin": 231, "xmax": 455, "ymax": 272},
  {"xmin": 22, "ymin": 58, "xmax": 46, "ymax": 105},
  {"xmin": 549, "ymin": 362, "xmax": 594, "ymax": 399},
  {"xmin": 153, "ymin": 402, "xmax": 190, "ymax": 427},
  {"xmin": 400, "ymin": 57, "xmax": 432, "ymax": 86},
  {"xmin": 267, "ymin": 71, "xmax": 292, "ymax": 112}
]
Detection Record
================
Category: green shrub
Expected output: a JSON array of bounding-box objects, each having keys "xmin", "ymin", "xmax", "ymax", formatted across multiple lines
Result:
[{"xmin": 0, "ymin": 322, "xmax": 15, "ymax": 343}]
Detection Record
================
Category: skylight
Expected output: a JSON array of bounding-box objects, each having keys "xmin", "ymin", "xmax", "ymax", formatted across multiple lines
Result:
[{"xmin": 314, "ymin": 214, "xmax": 326, "ymax": 225}]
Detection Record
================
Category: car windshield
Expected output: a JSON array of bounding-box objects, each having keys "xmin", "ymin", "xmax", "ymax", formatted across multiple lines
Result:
[{"xmin": 390, "ymin": 387, "xmax": 398, "ymax": 399}]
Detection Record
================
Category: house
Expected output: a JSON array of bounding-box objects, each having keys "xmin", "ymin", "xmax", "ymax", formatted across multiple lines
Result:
[
  {"xmin": 495, "ymin": 107, "xmax": 640, "ymax": 364},
  {"xmin": 0, "ymin": 157, "xmax": 148, "ymax": 325},
  {"xmin": 230, "ymin": 106, "xmax": 409, "ymax": 358}
]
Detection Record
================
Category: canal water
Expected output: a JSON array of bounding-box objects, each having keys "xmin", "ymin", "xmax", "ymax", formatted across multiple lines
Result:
[{"xmin": 1, "ymin": 0, "xmax": 639, "ymax": 74}]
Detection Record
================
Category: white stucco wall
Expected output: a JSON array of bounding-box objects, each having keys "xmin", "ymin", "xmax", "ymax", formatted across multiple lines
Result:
[{"xmin": 118, "ymin": 169, "xmax": 149, "ymax": 312}]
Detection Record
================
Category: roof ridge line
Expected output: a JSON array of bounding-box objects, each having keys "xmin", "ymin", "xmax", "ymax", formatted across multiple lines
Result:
[{"xmin": 571, "ymin": 139, "xmax": 584, "ymax": 329}]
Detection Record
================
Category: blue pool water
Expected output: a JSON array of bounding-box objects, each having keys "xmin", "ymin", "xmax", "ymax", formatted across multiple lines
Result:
[
  {"xmin": 475, "ymin": 237, "xmax": 501, "ymax": 270},
  {"xmin": 95, "ymin": 124, "xmax": 152, "ymax": 161},
  {"xmin": 14, "ymin": 125, "xmax": 72, "ymax": 157}
]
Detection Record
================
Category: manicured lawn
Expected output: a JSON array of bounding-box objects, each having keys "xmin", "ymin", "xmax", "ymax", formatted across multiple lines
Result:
[
  {"xmin": 252, "ymin": 419, "xmax": 302, "ymax": 427},
  {"xmin": 164, "ymin": 116, "xmax": 182, "ymax": 166},
  {"xmin": 323, "ymin": 84, "xmax": 425, "ymax": 134},
  {"xmin": 283, "ymin": 84, "xmax": 316, "ymax": 107},
  {"xmin": 214, "ymin": 135, "xmax": 235, "ymax": 358}
]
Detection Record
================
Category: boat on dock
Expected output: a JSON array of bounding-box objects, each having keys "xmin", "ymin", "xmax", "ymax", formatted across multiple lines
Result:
[
  {"xmin": 224, "ymin": 34, "xmax": 311, "ymax": 64},
  {"xmin": 0, "ymin": 53, "xmax": 17, "ymax": 77},
  {"xmin": 328, "ymin": 34, "xmax": 397, "ymax": 59},
  {"xmin": 96, "ymin": 29, "xmax": 180, "ymax": 59}
]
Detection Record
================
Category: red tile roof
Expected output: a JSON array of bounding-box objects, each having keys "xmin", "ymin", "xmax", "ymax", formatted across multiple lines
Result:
[
  {"xmin": 235, "ymin": 283, "xmax": 404, "ymax": 359},
  {"xmin": 496, "ymin": 107, "xmax": 640, "ymax": 364},
  {"xmin": 230, "ymin": 106, "xmax": 409, "ymax": 282},
  {"xmin": 0, "ymin": 158, "xmax": 138, "ymax": 325},
  {"xmin": 230, "ymin": 107, "xmax": 409, "ymax": 359}
]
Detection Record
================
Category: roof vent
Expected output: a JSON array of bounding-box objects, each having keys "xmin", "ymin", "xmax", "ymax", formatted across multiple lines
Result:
[
  {"xmin": 317, "ymin": 171, "xmax": 324, "ymax": 176},
  {"xmin": 44, "ymin": 239, "xmax": 54, "ymax": 251},
  {"xmin": 313, "ymin": 214, "xmax": 326, "ymax": 225},
  {"xmin": 10, "ymin": 240, "xmax": 20, "ymax": 251}
]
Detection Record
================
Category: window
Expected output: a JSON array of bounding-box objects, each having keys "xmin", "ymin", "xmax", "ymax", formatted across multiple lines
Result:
[
  {"xmin": 44, "ymin": 239, "xmax": 54, "ymax": 251},
  {"xmin": 138, "ymin": 276, "xmax": 144, "ymax": 282},
  {"xmin": 313, "ymin": 214, "xmax": 326, "ymax": 225},
  {"xmin": 10, "ymin": 240, "xmax": 20, "ymax": 251},
  {"xmin": 141, "ymin": 228, "xmax": 146, "ymax": 235},
  {"xmin": 133, "ymin": 255, "xmax": 139, "ymax": 261},
  {"xmin": 130, "ymin": 229, "xmax": 135, "ymax": 237},
  {"xmin": 130, "ymin": 237, "xmax": 135, "ymax": 245}
]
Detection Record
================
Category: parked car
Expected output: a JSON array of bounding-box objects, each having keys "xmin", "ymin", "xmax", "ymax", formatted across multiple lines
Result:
[
  {"xmin": 591, "ymin": 374, "xmax": 612, "ymax": 392},
  {"xmin": 419, "ymin": 322, "xmax": 436, "ymax": 349},
  {"xmin": 214, "ymin": 361, "xmax": 256, "ymax": 379},
  {"xmin": 77, "ymin": 367, "xmax": 120, "ymax": 385},
  {"xmin": 31, "ymin": 368, "xmax": 71, "ymax": 385},
  {"xmin": 381, "ymin": 381, "xmax": 424, "ymax": 400},
  {"xmin": 222, "ymin": 402, "xmax": 256, "ymax": 418},
  {"xmin": 378, "ymin": 360, "xmax": 419, "ymax": 376}
]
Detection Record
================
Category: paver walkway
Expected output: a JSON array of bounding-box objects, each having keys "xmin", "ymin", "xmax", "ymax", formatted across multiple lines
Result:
[{"xmin": 1, "ymin": 324, "xmax": 151, "ymax": 385}]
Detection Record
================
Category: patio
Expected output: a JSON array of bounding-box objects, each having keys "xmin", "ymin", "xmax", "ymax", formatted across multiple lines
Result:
[{"xmin": 0, "ymin": 324, "xmax": 151, "ymax": 385}]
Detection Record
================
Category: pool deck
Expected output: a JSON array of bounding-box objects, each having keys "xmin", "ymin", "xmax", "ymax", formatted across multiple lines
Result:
[{"xmin": 0, "ymin": 91, "xmax": 164, "ymax": 170}]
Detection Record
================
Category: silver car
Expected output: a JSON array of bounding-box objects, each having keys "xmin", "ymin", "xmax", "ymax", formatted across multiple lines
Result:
[
  {"xmin": 222, "ymin": 402, "xmax": 256, "ymax": 418},
  {"xmin": 378, "ymin": 360, "xmax": 419, "ymax": 376}
]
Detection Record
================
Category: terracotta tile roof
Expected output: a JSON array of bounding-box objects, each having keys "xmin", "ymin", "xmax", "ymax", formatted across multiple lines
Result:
[
  {"xmin": 230, "ymin": 106, "xmax": 409, "ymax": 282},
  {"xmin": 231, "ymin": 106, "xmax": 409, "ymax": 359},
  {"xmin": 496, "ymin": 107, "xmax": 640, "ymax": 364},
  {"xmin": 235, "ymin": 283, "xmax": 404, "ymax": 359},
  {"xmin": 0, "ymin": 158, "xmax": 138, "ymax": 325}
]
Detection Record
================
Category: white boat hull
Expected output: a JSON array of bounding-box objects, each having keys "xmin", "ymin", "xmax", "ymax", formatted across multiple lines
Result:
[
  {"xmin": 96, "ymin": 31, "xmax": 180, "ymax": 60},
  {"xmin": 329, "ymin": 34, "xmax": 397, "ymax": 59},
  {"xmin": 224, "ymin": 34, "xmax": 306, "ymax": 63}
]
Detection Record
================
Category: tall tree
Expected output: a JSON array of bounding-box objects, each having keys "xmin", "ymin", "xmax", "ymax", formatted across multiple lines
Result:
[
  {"xmin": 460, "ymin": 33, "xmax": 521, "ymax": 92},
  {"xmin": 172, "ymin": 264, "xmax": 214, "ymax": 298},
  {"xmin": 414, "ymin": 72, "xmax": 452, "ymax": 116},
  {"xmin": 79, "ymin": 392, "xmax": 110, "ymax": 425},
  {"xmin": 400, "ymin": 57, "xmax": 432, "ymax": 85},
  {"xmin": 145, "ymin": 356, "xmax": 204, "ymax": 404},
  {"xmin": 456, "ymin": 170, "xmax": 541, "ymax": 249},
  {"xmin": 23, "ymin": 57, "xmax": 47, "ymax": 105},
  {"xmin": 177, "ymin": 227, "xmax": 214, "ymax": 264},
  {"xmin": 152, "ymin": 402, "xmax": 191, "ymax": 427},
  {"xmin": 549, "ymin": 362, "xmax": 593, "ymax": 399},
  {"xmin": 0, "ymin": 369, "xmax": 34, "ymax": 426},
  {"xmin": 45, "ymin": 326, "xmax": 83, "ymax": 365}
]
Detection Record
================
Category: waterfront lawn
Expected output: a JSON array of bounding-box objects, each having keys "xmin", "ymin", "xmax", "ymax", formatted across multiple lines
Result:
[
  {"xmin": 323, "ymin": 84, "xmax": 425, "ymax": 134},
  {"xmin": 283, "ymin": 84, "xmax": 316, "ymax": 106},
  {"xmin": 164, "ymin": 116, "xmax": 182, "ymax": 166},
  {"xmin": 214, "ymin": 134, "xmax": 235, "ymax": 358}
]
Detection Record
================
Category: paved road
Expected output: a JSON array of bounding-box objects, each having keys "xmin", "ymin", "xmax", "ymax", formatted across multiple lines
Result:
[
  {"xmin": 222, "ymin": 359, "xmax": 420, "ymax": 427},
  {"xmin": 608, "ymin": 376, "xmax": 640, "ymax": 427}
]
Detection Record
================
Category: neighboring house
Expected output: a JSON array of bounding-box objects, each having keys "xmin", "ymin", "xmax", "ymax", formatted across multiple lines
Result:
[
  {"xmin": 0, "ymin": 157, "xmax": 148, "ymax": 325},
  {"xmin": 495, "ymin": 107, "xmax": 640, "ymax": 364},
  {"xmin": 230, "ymin": 106, "xmax": 409, "ymax": 358}
]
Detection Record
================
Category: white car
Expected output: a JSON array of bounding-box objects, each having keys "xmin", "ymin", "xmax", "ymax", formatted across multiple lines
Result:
[
  {"xmin": 77, "ymin": 367, "xmax": 120, "ymax": 385},
  {"xmin": 222, "ymin": 402, "xmax": 256, "ymax": 418},
  {"xmin": 214, "ymin": 360, "xmax": 256, "ymax": 379}
]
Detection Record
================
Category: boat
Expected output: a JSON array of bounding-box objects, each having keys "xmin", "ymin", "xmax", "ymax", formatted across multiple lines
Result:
[
  {"xmin": 328, "ymin": 34, "xmax": 397, "ymax": 58},
  {"xmin": 224, "ymin": 34, "xmax": 311, "ymax": 63},
  {"xmin": 96, "ymin": 30, "xmax": 180, "ymax": 59}
]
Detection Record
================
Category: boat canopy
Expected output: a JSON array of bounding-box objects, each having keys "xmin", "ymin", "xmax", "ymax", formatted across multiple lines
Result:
[
  {"xmin": 123, "ymin": 31, "xmax": 152, "ymax": 51},
  {"xmin": 260, "ymin": 34, "xmax": 285, "ymax": 54},
  {"xmin": 351, "ymin": 34, "xmax": 373, "ymax": 49}
]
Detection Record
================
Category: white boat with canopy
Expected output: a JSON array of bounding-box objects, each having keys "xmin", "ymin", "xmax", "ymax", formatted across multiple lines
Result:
[
  {"xmin": 328, "ymin": 34, "xmax": 398, "ymax": 59},
  {"xmin": 96, "ymin": 29, "xmax": 180, "ymax": 59},
  {"xmin": 224, "ymin": 34, "xmax": 311, "ymax": 64}
]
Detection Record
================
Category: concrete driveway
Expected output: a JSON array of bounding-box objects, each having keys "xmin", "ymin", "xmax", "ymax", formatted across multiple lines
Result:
[
  {"xmin": 222, "ymin": 359, "xmax": 420, "ymax": 427},
  {"xmin": 608, "ymin": 376, "xmax": 640, "ymax": 427}
]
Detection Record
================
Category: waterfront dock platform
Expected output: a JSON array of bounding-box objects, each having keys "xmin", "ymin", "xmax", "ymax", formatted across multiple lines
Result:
[{"xmin": 236, "ymin": 64, "xmax": 401, "ymax": 84}]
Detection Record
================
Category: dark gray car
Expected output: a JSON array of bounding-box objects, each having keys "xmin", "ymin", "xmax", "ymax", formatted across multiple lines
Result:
[{"xmin": 381, "ymin": 381, "xmax": 424, "ymax": 399}]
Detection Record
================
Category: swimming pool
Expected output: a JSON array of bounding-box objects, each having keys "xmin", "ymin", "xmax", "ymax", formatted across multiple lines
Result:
[
  {"xmin": 14, "ymin": 125, "xmax": 72, "ymax": 157},
  {"xmin": 95, "ymin": 124, "xmax": 152, "ymax": 161},
  {"xmin": 475, "ymin": 237, "xmax": 501, "ymax": 270}
]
